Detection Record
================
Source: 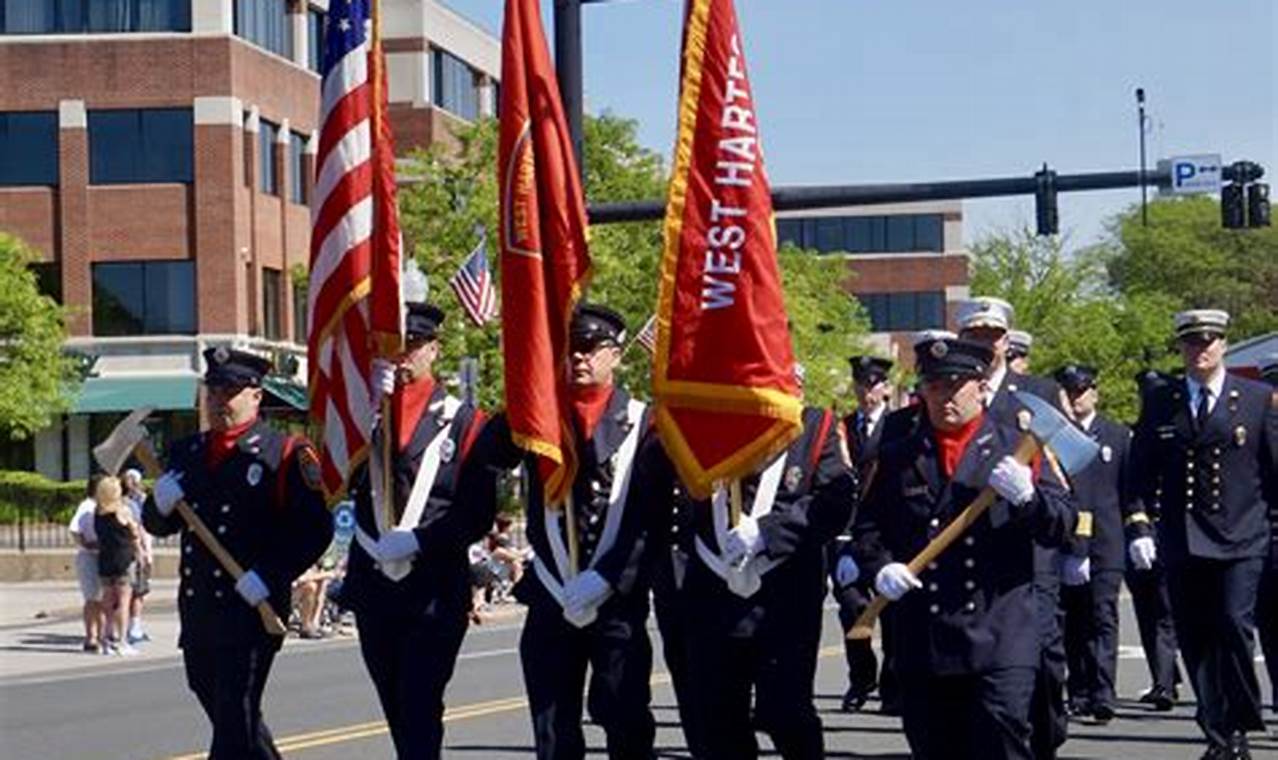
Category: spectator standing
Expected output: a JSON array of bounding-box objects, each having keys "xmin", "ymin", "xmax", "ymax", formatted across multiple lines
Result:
[
  {"xmin": 94, "ymin": 476, "xmax": 142, "ymax": 656},
  {"xmin": 68, "ymin": 475, "xmax": 105, "ymax": 653},
  {"xmin": 121, "ymin": 469, "xmax": 153, "ymax": 644}
]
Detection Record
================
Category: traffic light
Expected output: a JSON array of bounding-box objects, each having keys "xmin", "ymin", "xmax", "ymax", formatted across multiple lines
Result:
[
  {"xmin": 1222, "ymin": 183, "xmax": 1246, "ymax": 229},
  {"xmin": 1035, "ymin": 165, "xmax": 1059, "ymax": 236},
  {"xmin": 1247, "ymin": 182, "xmax": 1271, "ymax": 228}
]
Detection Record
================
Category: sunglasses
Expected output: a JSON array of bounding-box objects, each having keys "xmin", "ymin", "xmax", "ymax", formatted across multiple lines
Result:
[{"xmin": 1178, "ymin": 332, "xmax": 1222, "ymax": 347}]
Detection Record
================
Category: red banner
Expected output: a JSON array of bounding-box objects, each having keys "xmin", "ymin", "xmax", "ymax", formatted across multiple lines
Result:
[
  {"xmin": 654, "ymin": 0, "xmax": 802, "ymax": 498},
  {"xmin": 498, "ymin": 0, "xmax": 592, "ymax": 507}
]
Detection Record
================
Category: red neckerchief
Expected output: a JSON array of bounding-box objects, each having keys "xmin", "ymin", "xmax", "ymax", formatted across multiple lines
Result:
[
  {"xmin": 571, "ymin": 383, "xmax": 613, "ymax": 439},
  {"xmin": 933, "ymin": 412, "xmax": 985, "ymax": 479},
  {"xmin": 393, "ymin": 375, "xmax": 435, "ymax": 451},
  {"xmin": 206, "ymin": 416, "xmax": 258, "ymax": 470}
]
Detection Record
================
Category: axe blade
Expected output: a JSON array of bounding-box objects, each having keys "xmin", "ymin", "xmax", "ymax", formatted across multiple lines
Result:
[
  {"xmin": 1011, "ymin": 390, "xmax": 1099, "ymax": 476},
  {"xmin": 92, "ymin": 406, "xmax": 156, "ymax": 476}
]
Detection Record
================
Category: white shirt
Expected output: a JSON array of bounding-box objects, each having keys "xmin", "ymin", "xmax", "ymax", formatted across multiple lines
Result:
[
  {"xmin": 67, "ymin": 498, "xmax": 97, "ymax": 555},
  {"xmin": 1077, "ymin": 411, "xmax": 1097, "ymax": 432},
  {"xmin": 861, "ymin": 404, "xmax": 886, "ymax": 435},
  {"xmin": 1185, "ymin": 369, "xmax": 1225, "ymax": 419},
  {"xmin": 984, "ymin": 364, "xmax": 1009, "ymax": 407}
]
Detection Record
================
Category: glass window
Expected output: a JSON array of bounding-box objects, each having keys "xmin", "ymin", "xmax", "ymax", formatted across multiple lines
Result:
[
  {"xmin": 234, "ymin": 0, "xmax": 289, "ymax": 59},
  {"xmin": 858, "ymin": 291, "xmax": 947, "ymax": 332},
  {"xmin": 307, "ymin": 6, "xmax": 324, "ymax": 73},
  {"xmin": 813, "ymin": 218, "xmax": 845, "ymax": 253},
  {"xmin": 292, "ymin": 279, "xmax": 308, "ymax": 343},
  {"xmin": 88, "ymin": 108, "xmax": 193, "ymax": 184},
  {"xmin": 776, "ymin": 219, "xmax": 803, "ymax": 248},
  {"xmin": 29, "ymin": 262, "xmax": 61, "ymax": 303},
  {"xmin": 258, "ymin": 119, "xmax": 278, "ymax": 195},
  {"xmin": 262, "ymin": 267, "xmax": 282, "ymax": 340},
  {"xmin": 2, "ymin": 0, "xmax": 189, "ymax": 34},
  {"xmin": 0, "ymin": 112, "xmax": 57, "ymax": 185},
  {"xmin": 886, "ymin": 215, "xmax": 915, "ymax": 252},
  {"xmin": 288, "ymin": 131, "xmax": 306, "ymax": 204},
  {"xmin": 915, "ymin": 214, "xmax": 943, "ymax": 252},
  {"xmin": 432, "ymin": 47, "xmax": 481, "ymax": 121},
  {"xmin": 92, "ymin": 260, "xmax": 195, "ymax": 335},
  {"xmin": 848, "ymin": 216, "xmax": 886, "ymax": 253}
]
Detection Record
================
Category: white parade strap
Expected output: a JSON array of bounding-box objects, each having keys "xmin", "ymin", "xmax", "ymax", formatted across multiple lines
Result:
[
  {"xmin": 534, "ymin": 399, "xmax": 645, "ymax": 627},
  {"xmin": 695, "ymin": 452, "xmax": 787, "ymax": 598},
  {"xmin": 357, "ymin": 397, "xmax": 460, "ymax": 581}
]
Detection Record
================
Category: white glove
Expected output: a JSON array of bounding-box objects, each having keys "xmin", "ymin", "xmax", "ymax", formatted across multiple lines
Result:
[
  {"xmin": 835, "ymin": 555, "xmax": 861, "ymax": 587},
  {"xmin": 563, "ymin": 570, "xmax": 612, "ymax": 615},
  {"xmin": 376, "ymin": 529, "xmax": 420, "ymax": 563},
  {"xmin": 722, "ymin": 514, "xmax": 764, "ymax": 566},
  {"xmin": 153, "ymin": 471, "xmax": 185, "ymax": 517},
  {"xmin": 1061, "ymin": 555, "xmax": 1091, "ymax": 586},
  {"xmin": 370, "ymin": 358, "xmax": 397, "ymax": 407},
  {"xmin": 1129, "ymin": 536, "xmax": 1157, "ymax": 570},
  {"xmin": 235, "ymin": 570, "xmax": 270, "ymax": 606},
  {"xmin": 875, "ymin": 562, "xmax": 922, "ymax": 601},
  {"xmin": 990, "ymin": 456, "xmax": 1035, "ymax": 506}
]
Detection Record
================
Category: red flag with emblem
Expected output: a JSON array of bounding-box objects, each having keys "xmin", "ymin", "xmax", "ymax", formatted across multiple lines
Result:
[
  {"xmin": 653, "ymin": 0, "xmax": 803, "ymax": 498},
  {"xmin": 498, "ymin": 0, "xmax": 592, "ymax": 507}
]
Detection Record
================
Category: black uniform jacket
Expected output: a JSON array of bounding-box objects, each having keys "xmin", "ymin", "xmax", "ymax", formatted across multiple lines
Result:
[
  {"xmin": 636, "ymin": 406, "xmax": 858, "ymax": 638},
  {"xmin": 853, "ymin": 413, "xmax": 1076, "ymax": 677},
  {"xmin": 143, "ymin": 421, "xmax": 333, "ymax": 649},
  {"xmin": 1130, "ymin": 373, "xmax": 1278, "ymax": 562},
  {"xmin": 342, "ymin": 388, "xmax": 495, "ymax": 621},
  {"xmin": 1071, "ymin": 415, "xmax": 1137, "ymax": 571},
  {"xmin": 477, "ymin": 387, "xmax": 656, "ymax": 619}
]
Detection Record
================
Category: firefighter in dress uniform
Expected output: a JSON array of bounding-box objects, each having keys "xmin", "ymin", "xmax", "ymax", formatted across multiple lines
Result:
[
  {"xmin": 473, "ymin": 303, "xmax": 658, "ymax": 760},
  {"xmin": 1127, "ymin": 309, "xmax": 1277, "ymax": 760},
  {"xmin": 1008, "ymin": 330, "xmax": 1034, "ymax": 375},
  {"xmin": 341, "ymin": 302, "xmax": 496, "ymax": 759},
  {"xmin": 633, "ymin": 388, "xmax": 857, "ymax": 760},
  {"xmin": 956, "ymin": 297, "xmax": 1076, "ymax": 760},
  {"xmin": 852, "ymin": 336, "xmax": 1076, "ymax": 760},
  {"xmin": 1053, "ymin": 364, "xmax": 1137, "ymax": 723},
  {"xmin": 1255, "ymin": 354, "xmax": 1278, "ymax": 717},
  {"xmin": 144, "ymin": 348, "xmax": 333, "ymax": 760},
  {"xmin": 1125, "ymin": 369, "xmax": 1185, "ymax": 711},
  {"xmin": 832, "ymin": 355, "xmax": 894, "ymax": 713}
]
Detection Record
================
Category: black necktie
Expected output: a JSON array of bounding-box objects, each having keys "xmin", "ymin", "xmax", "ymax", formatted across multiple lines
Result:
[{"xmin": 1194, "ymin": 389, "xmax": 1210, "ymax": 430}]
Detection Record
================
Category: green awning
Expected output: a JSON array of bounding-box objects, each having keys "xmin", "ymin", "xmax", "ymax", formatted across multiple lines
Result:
[
  {"xmin": 72, "ymin": 375, "xmax": 198, "ymax": 414},
  {"xmin": 261, "ymin": 375, "xmax": 309, "ymax": 412}
]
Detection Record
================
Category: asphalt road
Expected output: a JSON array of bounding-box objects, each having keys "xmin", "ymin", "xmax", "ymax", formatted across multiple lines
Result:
[{"xmin": 1, "ymin": 602, "xmax": 1273, "ymax": 760}]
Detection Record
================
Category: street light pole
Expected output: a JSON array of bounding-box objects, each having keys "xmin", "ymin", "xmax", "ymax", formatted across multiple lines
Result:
[
  {"xmin": 1136, "ymin": 87, "xmax": 1148, "ymax": 226},
  {"xmin": 553, "ymin": 0, "xmax": 585, "ymax": 171}
]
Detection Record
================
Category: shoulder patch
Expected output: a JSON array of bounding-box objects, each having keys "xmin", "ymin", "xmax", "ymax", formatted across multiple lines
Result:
[{"xmin": 297, "ymin": 444, "xmax": 324, "ymax": 492}]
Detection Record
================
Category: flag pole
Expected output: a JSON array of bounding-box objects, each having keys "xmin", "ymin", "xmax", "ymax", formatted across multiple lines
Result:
[
  {"xmin": 371, "ymin": 0, "xmax": 395, "ymax": 528},
  {"xmin": 728, "ymin": 479, "xmax": 742, "ymax": 528}
]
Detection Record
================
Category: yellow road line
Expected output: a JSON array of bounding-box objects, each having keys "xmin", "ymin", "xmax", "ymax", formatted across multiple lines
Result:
[{"xmin": 167, "ymin": 645, "xmax": 841, "ymax": 757}]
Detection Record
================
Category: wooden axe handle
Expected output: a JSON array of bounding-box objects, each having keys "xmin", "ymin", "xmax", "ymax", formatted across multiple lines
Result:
[
  {"xmin": 847, "ymin": 433, "xmax": 1040, "ymax": 640},
  {"xmin": 133, "ymin": 444, "xmax": 288, "ymax": 637}
]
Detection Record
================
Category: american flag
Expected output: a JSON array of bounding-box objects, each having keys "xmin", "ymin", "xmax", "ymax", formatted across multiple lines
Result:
[
  {"xmin": 307, "ymin": 0, "xmax": 401, "ymax": 500},
  {"xmin": 449, "ymin": 236, "xmax": 499, "ymax": 327},
  {"xmin": 633, "ymin": 314, "xmax": 657, "ymax": 354}
]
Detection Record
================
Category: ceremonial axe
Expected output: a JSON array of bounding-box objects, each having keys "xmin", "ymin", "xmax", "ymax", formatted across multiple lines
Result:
[
  {"xmin": 93, "ymin": 406, "xmax": 288, "ymax": 636},
  {"xmin": 847, "ymin": 390, "xmax": 1097, "ymax": 640}
]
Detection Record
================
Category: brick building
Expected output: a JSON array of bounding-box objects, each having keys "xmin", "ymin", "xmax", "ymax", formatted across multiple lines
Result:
[
  {"xmin": 777, "ymin": 199, "xmax": 970, "ymax": 368},
  {"xmin": 0, "ymin": 0, "xmax": 498, "ymax": 480}
]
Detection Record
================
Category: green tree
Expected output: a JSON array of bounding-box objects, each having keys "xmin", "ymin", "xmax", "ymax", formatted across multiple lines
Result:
[
  {"xmin": 969, "ymin": 227, "xmax": 1178, "ymax": 421},
  {"xmin": 1098, "ymin": 196, "xmax": 1278, "ymax": 337},
  {"xmin": 394, "ymin": 113, "xmax": 868, "ymax": 409},
  {"xmin": 0, "ymin": 233, "xmax": 78, "ymax": 438}
]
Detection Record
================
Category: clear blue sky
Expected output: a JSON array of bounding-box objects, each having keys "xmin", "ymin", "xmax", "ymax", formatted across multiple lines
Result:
[{"xmin": 441, "ymin": 0, "xmax": 1275, "ymax": 249}]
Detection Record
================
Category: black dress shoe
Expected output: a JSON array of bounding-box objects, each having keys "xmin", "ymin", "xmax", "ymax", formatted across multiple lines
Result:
[
  {"xmin": 1141, "ymin": 685, "xmax": 1176, "ymax": 711},
  {"xmin": 841, "ymin": 686, "xmax": 869, "ymax": 713},
  {"xmin": 1068, "ymin": 699, "xmax": 1093, "ymax": 718},
  {"xmin": 1224, "ymin": 731, "xmax": 1250, "ymax": 759},
  {"xmin": 1091, "ymin": 703, "xmax": 1115, "ymax": 724}
]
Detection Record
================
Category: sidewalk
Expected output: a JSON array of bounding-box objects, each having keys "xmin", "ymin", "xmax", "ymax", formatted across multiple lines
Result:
[{"xmin": 0, "ymin": 579, "xmax": 525, "ymax": 684}]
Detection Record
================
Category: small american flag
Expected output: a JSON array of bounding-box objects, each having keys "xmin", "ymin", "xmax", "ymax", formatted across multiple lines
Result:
[
  {"xmin": 449, "ymin": 237, "xmax": 499, "ymax": 326},
  {"xmin": 634, "ymin": 314, "xmax": 657, "ymax": 355}
]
